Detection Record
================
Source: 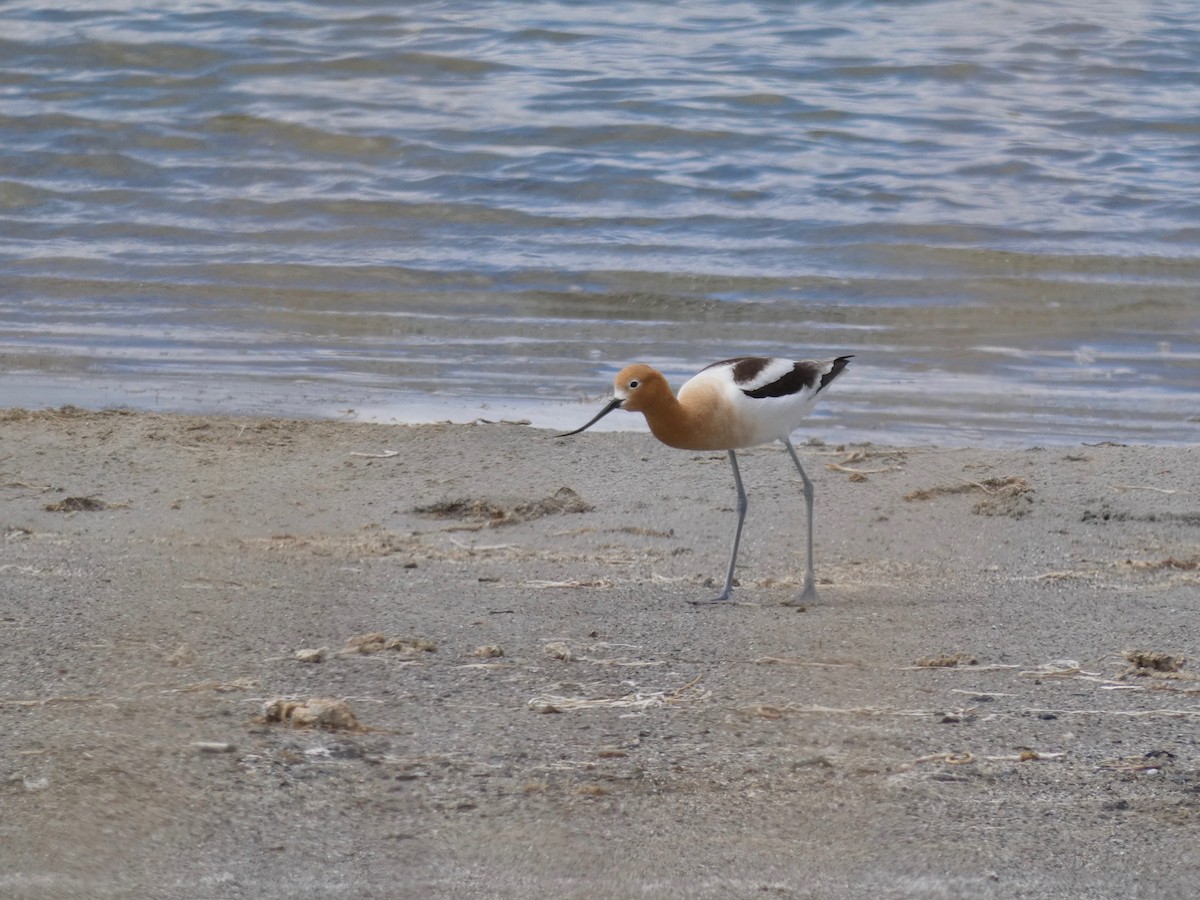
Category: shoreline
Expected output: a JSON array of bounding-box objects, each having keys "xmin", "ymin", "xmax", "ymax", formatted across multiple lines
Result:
[
  {"xmin": 2, "ymin": 408, "xmax": 1198, "ymax": 898},
  {"xmin": 3, "ymin": 373, "xmax": 1197, "ymax": 449}
]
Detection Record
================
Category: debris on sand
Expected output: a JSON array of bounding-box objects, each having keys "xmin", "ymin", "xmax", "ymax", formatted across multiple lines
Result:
[
  {"xmin": 1122, "ymin": 649, "xmax": 1187, "ymax": 674},
  {"xmin": 825, "ymin": 449, "xmax": 903, "ymax": 480},
  {"xmin": 543, "ymin": 641, "xmax": 574, "ymax": 661},
  {"xmin": 1122, "ymin": 557, "xmax": 1200, "ymax": 572},
  {"xmin": 161, "ymin": 677, "xmax": 258, "ymax": 695},
  {"xmin": 538, "ymin": 640, "xmax": 664, "ymax": 667},
  {"xmin": 415, "ymin": 486, "xmax": 592, "ymax": 526},
  {"xmin": 261, "ymin": 698, "xmax": 367, "ymax": 732},
  {"xmin": 165, "ymin": 644, "xmax": 196, "ymax": 667},
  {"xmin": 523, "ymin": 578, "xmax": 613, "ymax": 589},
  {"xmin": 904, "ymin": 476, "xmax": 1032, "ymax": 517},
  {"xmin": 753, "ymin": 656, "xmax": 857, "ymax": 669},
  {"xmin": 192, "ymin": 741, "xmax": 237, "ymax": 754},
  {"xmin": 1020, "ymin": 659, "xmax": 1086, "ymax": 677},
  {"xmin": 247, "ymin": 527, "xmax": 411, "ymax": 559},
  {"xmin": 44, "ymin": 496, "xmax": 124, "ymax": 512},
  {"xmin": 0, "ymin": 405, "xmax": 115, "ymax": 424},
  {"xmin": 528, "ymin": 675, "xmax": 708, "ymax": 714},
  {"xmin": 903, "ymin": 750, "xmax": 1064, "ymax": 770},
  {"xmin": 915, "ymin": 653, "xmax": 979, "ymax": 668},
  {"xmin": 904, "ymin": 475, "xmax": 1028, "ymax": 501},
  {"xmin": 341, "ymin": 633, "xmax": 437, "ymax": 656}
]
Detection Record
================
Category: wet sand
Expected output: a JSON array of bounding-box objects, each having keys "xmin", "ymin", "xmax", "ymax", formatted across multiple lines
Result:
[{"xmin": 2, "ymin": 408, "xmax": 1198, "ymax": 898}]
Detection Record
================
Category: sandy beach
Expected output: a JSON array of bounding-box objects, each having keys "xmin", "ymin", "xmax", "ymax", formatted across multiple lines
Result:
[{"xmin": 1, "ymin": 407, "xmax": 1198, "ymax": 898}]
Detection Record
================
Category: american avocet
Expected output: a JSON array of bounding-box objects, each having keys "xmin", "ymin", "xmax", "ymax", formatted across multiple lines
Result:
[{"xmin": 559, "ymin": 355, "xmax": 851, "ymax": 605}]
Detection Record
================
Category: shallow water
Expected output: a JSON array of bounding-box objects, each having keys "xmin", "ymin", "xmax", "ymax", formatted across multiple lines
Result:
[{"xmin": 1, "ymin": 1, "xmax": 1198, "ymax": 445}]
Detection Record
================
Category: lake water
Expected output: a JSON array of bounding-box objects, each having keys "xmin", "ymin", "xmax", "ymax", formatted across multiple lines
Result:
[{"xmin": 1, "ymin": 1, "xmax": 1198, "ymax": 446}]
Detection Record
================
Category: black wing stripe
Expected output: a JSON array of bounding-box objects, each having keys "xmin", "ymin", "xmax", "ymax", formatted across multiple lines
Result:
[
  {"xmin": 742, "ymin": 355, "xmax": 852, "ymax": 400},
  {"xmin": 731, "ymin": 357, "xmax": 770, "ymax": 385}
]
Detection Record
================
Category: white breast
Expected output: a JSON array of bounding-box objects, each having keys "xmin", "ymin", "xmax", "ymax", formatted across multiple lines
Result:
[{"xmin": 677, "ymin": 358, "xmax": 828, "ymax": 447}]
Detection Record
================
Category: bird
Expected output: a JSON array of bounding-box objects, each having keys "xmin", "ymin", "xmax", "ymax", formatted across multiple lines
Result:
[{"xmin": 558, "ymin": 355, "xmax": 851, "ymax": 605}]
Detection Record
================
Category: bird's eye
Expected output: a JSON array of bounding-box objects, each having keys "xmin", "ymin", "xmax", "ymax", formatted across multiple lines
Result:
[{"xmin": 628, "ymin": 379, "xmax": 639, "ymax": 389}]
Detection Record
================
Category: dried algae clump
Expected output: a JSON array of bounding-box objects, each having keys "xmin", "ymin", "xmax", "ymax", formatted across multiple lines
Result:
[
  {"xmin": 44, "ymin": 496, "xmax": 122, "ymax": 512},
  {"xmin": 415, "ymin": 486, "xmax": 592, "ymax": 526},
  {"xmin": 903, "ymin": 475, "xmax": 1033, "ymax": 519},
  {"xmin": 342, "ymin": 633, "xmax": 437, "ymax": 656},
  {"xmin": 1122, "ymin": 649, "xmax": 1186, "ymax": 674},
  {"xmin": 903, "ymin": 476, "xmax": 1027, "ymax": 501},
  {"xmin": 262, "ymin": 698, "xmax": 367, "ymax": 732}
]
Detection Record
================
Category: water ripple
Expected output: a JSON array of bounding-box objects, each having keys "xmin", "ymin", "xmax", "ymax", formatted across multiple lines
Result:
[{"xmin": 0, "ymin": 0, "xmax": 1197, "ymax": 443}]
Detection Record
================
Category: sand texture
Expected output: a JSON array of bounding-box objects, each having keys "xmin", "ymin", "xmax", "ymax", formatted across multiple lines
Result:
[{"xmin": 2, "ymin": 408, "xmax": 1198, "ymax": 898}]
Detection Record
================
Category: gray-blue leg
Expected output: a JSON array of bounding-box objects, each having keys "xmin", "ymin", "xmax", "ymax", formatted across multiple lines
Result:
[
  {"xmin": 691, "ymin": 449, "xmax": 746, "ymax": 605},
  {"xmin": 782, "ymin": 438, "xmax": 819, "ymax": 605}
]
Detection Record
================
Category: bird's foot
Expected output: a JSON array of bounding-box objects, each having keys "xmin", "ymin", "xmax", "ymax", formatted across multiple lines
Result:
[
  {"xmin": 689, "ymin": 575, "xmax": 739, "ymax": 605},
  {"xmin": 782, "ymin": 580, "xmax": 819, "ymax": 608},
  {"xmin": 689, "ymin": 587, "xmax": 736, "ymax": 606},
  {"xmin": 689, "ymin": 594, "xmax": 735, "ymax": 606}
]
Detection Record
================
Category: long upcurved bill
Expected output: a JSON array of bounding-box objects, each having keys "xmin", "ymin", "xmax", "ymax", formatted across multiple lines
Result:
[{"xmin": 556, "ymin": 396, "xmax": 624, "ymax": 437}]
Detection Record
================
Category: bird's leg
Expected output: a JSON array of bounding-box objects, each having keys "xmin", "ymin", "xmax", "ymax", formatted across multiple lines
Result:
[
  {"xmin": 691, "ymin": 449, "xmax": 746, "ymax": 605},
  {"xmin": 782, "ymin": 438, "xmax": 819, "ymax": 606}
]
